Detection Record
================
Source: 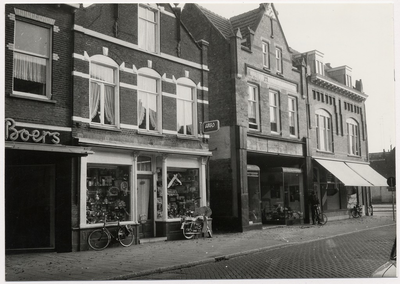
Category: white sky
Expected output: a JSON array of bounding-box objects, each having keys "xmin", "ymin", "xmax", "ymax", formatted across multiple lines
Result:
[{"xmin": 196, "ymin": 1, "xmax": 397, "ymax": 154}]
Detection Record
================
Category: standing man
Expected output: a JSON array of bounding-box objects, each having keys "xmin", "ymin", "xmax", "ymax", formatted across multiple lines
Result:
[{"xmin": 309, "ymin": 191, "xmax": 321, "ymax": 225}]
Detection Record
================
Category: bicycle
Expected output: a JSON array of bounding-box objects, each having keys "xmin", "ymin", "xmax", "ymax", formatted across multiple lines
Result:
[
  {"xmin": 351, "ymin": 204, "xmax": 362, "ymax": 218},
  {"xmin": 315, "ymin": 205, "xmax": 328, "ymax": 225},
  {"xmin": 88, "ymin": 215, "xmax": 135, "ymax": 250}
]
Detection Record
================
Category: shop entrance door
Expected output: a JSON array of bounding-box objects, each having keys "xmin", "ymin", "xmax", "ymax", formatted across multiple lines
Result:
[
  {"xmin": 5, "ymin": 165, "xmax": 55, "ymax": 251},
  {"xmin": 137, "ymin": 176, "xmax": 154, "ymax": 238}
]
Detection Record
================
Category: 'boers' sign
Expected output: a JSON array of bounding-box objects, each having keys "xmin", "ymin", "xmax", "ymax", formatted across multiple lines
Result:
[{"xmin": 5, "ymin": 118, "xmax": 60, "ymax": 144}]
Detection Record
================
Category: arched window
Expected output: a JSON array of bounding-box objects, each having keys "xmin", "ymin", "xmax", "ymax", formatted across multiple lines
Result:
[
  {"xmin": 89, "ymin": 55, "xmax": 119, "ymax": 126},
  {"xmin": 137, "ymin": 68, "xmax": 161, "ymax": 132},
  {"xmin": 177, "ymin": 78, "xmax": 197, "ymax": 136},
  {"xmin": 347, "ymin": 118, "xmax": 360, "ymax": 156},
  {"xmin": 315, "ymin": 109, "xmax": 333, "ymax": 152}
]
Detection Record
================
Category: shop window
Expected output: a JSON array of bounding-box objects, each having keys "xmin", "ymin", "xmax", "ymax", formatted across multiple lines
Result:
[
  {"xmin": 248, "ymin": 83, "xmax": 260, "ymax": 130},
  {"xmin": 138, "ymin": 73, "xmax": 160, "ymax": 132},
  {"xmin": 138, "ymin": 5, "xmax": 158, "ymax": 53},
  {"xmin": 89, "ymin": 58, "xmax": 118, "ymax": 126},
  {"xmin": 86, "ymin": 165, "xmax": 130, "ymax": 224},
  {"xmin": 167, "ymin": 168, "xmax": 199, "ymax": 219},
  {"xmin": 13, "ymin": 19, "xmax": 52, "ymax": 99},
  {"xmin": 177, "ymin": 82, "xmax": 196, "ymax": 136}
]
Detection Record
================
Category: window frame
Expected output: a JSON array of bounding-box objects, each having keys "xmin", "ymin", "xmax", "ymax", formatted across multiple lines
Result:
[
  {"xmin": 176, "ymin": 78, "xmax": 197, "ymax": 137},
  {"xmin": 137, "ymin": 69, "xmax": 162, "ymax": 133},
  {"xmin": 347, "ymin": 118, "xmax": 360, "ymax": 156},
  {"xmin": 248, "ymin": 83, "xmax": 260, "ymax": 131},
  {"xmin": 262, "ymin": 41, "xmax": 270, "ymax": 69},
  {"xmin": 315, "ymin": 109, "xmax": 333, "ymax": 152},
  {"xmin": 288, "ymin": 96, "xmax": 298, "ymax": 137},
  {"xmin": 138, "ymin": 4, "xmax": 159, "ymax": 53},
  {"xmin": 89, "ymin": 56, "xmax": 119, "ymax": 128},
  {"xmin": 269, "ymin": 90, "xmax": 280, "ymax": 134},
  {"xmin": 12, "ymin": 17, "xmax": 53, "ymax": 100},
  {"xmin": 275, "ymin": 47, "xmax": 283, "ymax": 74}
]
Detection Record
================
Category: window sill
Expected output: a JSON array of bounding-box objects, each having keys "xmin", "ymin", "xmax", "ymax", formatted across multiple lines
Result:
[
  {"xmin": 10, "ymin": 92, "xmax": 56, "ymax": 104},
  {"xmin": 276, "ymin": 72, "xmax": 284, "ymax": 77},
  {"xmin": 138, "ymin": 130, "xmax": 164, "ymax": 137},
  {"xmin": 177, "ymin": 134, "xmax": 200, "ymax": 141},
  {"xmin": 316, "ymin": 150, "xmax": 334, "ymax": 154},
  {"xmin": 263, "ymin": 67, "xmax": 271, "ymax": 73},
  {"xmin": 89, "ymin": 124, "xmax": 121, "ymax": 132},
  {"xmin": 347, "ymin": 154, "xmax": 361, "ymax": 158}
]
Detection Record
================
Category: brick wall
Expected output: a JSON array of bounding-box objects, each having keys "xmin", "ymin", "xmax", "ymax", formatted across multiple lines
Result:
[{"xmin": 5, "ymin": 4, "xmax": 76, "ymax": 128}]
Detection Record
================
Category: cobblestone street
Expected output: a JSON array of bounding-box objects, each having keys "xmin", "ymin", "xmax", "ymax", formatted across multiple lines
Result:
[{"xmin": 131, "ymin": 221, "xmax": 396, "ymax": 279}]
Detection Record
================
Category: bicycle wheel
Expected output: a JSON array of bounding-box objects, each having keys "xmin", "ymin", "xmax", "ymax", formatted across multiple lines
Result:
[
  {"xmin": 182, "ymin": 223, "xmax": 195, "ymax": 239},
  {"xmin": 88, "ymin": 229, "xmax": 110, "ymax": 250},
  {"xmin": 351, "ymin": 209, "xmax": 360, "ymax": 218},
  {"xmin": 118, "ymin": 225, "xmax": 135, "ymax": 247},
  {"xmin": 318, "ymin": 213, "xmax": 328, "ymax": 225}
]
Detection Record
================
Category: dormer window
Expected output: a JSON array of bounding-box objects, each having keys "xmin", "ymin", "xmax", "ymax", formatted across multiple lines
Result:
[
  {"xmin": 138, "ymin": 5, "xmax": 158, "ymax": 53},
  {"xmin": 315, "ymin": 60, "xmax": 324, "ymax": 75},
  {"xmin": 346, "ymin": 74, "xmax": 352, "ymax": 87}
]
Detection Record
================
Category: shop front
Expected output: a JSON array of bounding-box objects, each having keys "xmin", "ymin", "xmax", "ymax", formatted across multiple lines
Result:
[
  {"xmin": 313, "ymin": 158, "xmax": 387, "ymax": 220},
  {"xmin": 261, "ymin": 167, "xmax": 305, "ymax": 225},
  {"xmin": 5, "ymin": 118, "xmax": 92, "ymax": 253},
  {"xmin": 78, "ymin": 146, "xmax": 211, "ymax": 250}
]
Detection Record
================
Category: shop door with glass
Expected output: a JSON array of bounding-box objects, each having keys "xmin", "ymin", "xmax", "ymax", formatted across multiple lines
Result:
[
  {"xmin": 137, "ymin": 176, "xmax": 154, "ymax": 238},
  {"xmin": 5, "ymin": 165, "xmax": 55, "ymax": 250}
]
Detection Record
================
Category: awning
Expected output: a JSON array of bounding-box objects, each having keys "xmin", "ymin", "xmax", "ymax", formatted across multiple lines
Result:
[
  {"xmin": 345, "ymin": 162, "xmax": 388, "ymax": 187},
  {"xmin": 5, "ymin": 141, "xmax": 93, "ymax": 155},
  {"xmin": 315, "ymin": 159, "xmax": 372, "ymax": 186}
]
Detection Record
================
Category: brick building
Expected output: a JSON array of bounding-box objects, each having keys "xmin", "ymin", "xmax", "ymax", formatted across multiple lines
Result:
[
  {"xmin": 4, "ymin": 4, "xmax": 92, "ymax": 253},
  {"xmin": 182, "ymin": 4, "xmax": 309, "ymax": 231},
  {"xmin": 71, "ymin": 3, "xmax": 210, "ymax": 250},
  {"xmin": 369, "ymin": 148, "xmax": 396, "ymax": 203}
]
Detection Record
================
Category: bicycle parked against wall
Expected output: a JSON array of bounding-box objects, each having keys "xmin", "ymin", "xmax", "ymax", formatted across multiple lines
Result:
[
  {"xmin": 315, "ymin": 205, "xmax": 328, "ymax": 225},
  {"xmin": 351, "ymin": 204, "xmax": 363, "ymax": 218},
  {"xmin": 88, "ymin": 215, "xmax": 134, "ymax": 250}
]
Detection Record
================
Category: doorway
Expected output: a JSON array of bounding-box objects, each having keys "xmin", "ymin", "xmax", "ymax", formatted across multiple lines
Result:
[
  {"xmin": 5, "ymin": 165, "xmax": 55, "ymax": 251},
  {"xmin": 137, "ymin": 175, "xmax": 154, "ymax": 238}
]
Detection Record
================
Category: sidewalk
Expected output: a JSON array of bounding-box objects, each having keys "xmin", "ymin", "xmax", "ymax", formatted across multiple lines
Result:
[{"xmin": 4, "ymin": 215, "xmax": 396, "ymax": 281}]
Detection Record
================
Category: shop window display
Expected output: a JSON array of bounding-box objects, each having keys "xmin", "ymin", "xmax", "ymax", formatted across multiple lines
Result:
[
  {"xmin": 167, "ymin": 168, "xmax": 199, "ymax": 219},
  {"xmin": 86, "ymin": 165, "xmax": 130, "ymax": 224}
]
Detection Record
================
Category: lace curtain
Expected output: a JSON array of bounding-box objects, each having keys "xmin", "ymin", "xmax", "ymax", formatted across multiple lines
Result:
[
  {"xmin": 138, "ymin": 76, "xmax": 158, "ymax": 130},
  {"xmin": 104, "ymin": 85, "xmax": 115, "ymax": 125},
  {"xmin": 13, "ymin": 53, "xmax": 46, "ymax": 83},
  {"xmin": 90, "ymin": 82, "xmax": 100, "ymax": 120}
]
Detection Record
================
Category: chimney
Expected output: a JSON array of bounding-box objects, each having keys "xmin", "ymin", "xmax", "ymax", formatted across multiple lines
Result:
[{"xmin": 355, "ymin": 79, "xmax": 363, "ymax": 93}]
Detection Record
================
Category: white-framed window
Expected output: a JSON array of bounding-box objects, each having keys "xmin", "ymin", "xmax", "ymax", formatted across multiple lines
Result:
[
  {"xmin": 269, "ymin": 90, "xmax": 280, "ymax": 133},
  {"xmin": 347, "ymin": 118, "xmax": 360, "ymax": 156},
  {"xmin": 248, "ymin": 84, "xmax": 259, "ymax": 130},
  {"xmin": 138, "ymin": 70, "xmax": 161, "ymax": 132},
  {"xmin": 346, "ymin": 74, "xmax": 352, "ymax": 87},
  {"xmin": 89, "ymin": 56, "xmax": 119, "ymax": 126},
  {"xmin": 315, "ymin": 60, "xmax": 324, "ymax": 75},
  {"xmin": 275, "ymin": 47, "xmax": 282, "ymax": 73},
  {"xmin": 177, "ymin": 78, "xmax": 196, "ymax": 136},
  {"xmin": 138, "ymin": 5, "xmax": 158, "ymax": 53},
  {"xmin": 315, "ymin": 109, "xmax": 333, "ymax": 152},
  {"xmin": 288, "ymin": 96, "xmax": 297, "ymax": 136},
  {"xmin": 262, "ymin": 41, "xmax": 270, "ymax": 69},
  {"xmin": 13, "ymin": 19, "xmax": 52, "ymax": 99}
]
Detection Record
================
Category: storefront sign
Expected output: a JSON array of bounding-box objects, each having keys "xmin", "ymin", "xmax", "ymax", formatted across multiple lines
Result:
[
  {"xmin": 202, "ymin": 120, "xmax": 220, "ymax": 134},
  {"xmin": 5, "ymin": 118, "xmax": 60, "ymax": 144}
]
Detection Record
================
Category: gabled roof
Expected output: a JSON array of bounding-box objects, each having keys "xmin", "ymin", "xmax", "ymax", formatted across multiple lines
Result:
[
  {"xmin": 230, "ymin": 6, "xmax": 263, "ymax": 39},
  {"xmin": 195, "ymin": 4, "xmax": 234, "ymax": 39},
  {"xmin": 193, "ymin": 3, "xmax": 291, "ymax": 52}
]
